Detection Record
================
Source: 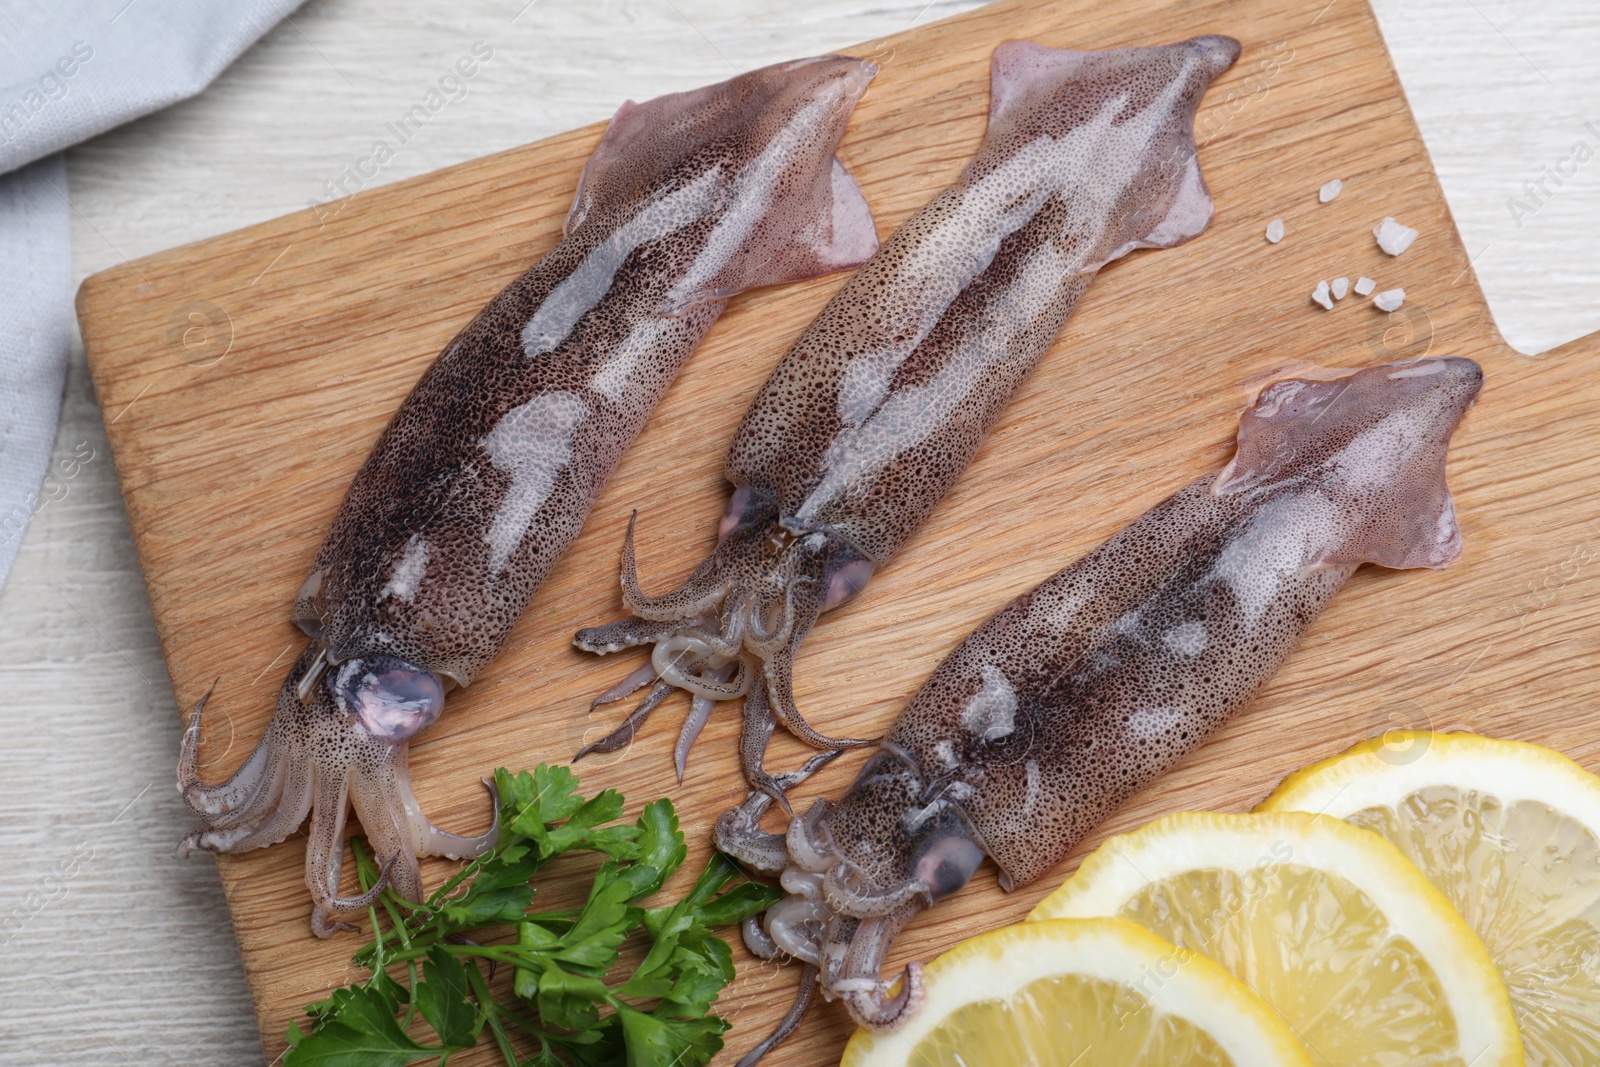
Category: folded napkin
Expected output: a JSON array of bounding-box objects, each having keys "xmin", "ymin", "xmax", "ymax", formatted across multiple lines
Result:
[{"xmin": 0, "ymin": 0, "xmax": 305, "ymax": 587}]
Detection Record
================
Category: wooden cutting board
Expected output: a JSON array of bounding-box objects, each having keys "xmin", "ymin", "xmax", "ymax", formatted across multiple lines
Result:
[{"xmin": 76, "ymin": 0, "xmax": 1600, "ymax": 1061}]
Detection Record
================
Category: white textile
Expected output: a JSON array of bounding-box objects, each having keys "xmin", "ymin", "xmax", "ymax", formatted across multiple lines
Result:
[{"xmin": 0, "ymin": 0, "xmax": 306, "ymax": 587}]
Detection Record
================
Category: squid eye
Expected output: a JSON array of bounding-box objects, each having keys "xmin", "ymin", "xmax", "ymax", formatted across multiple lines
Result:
[
  {"xmin": 329, "ymin": 657, "xmax": 446, "ymax": 741},
  {"xmin": 718, "ymin": 486, "xmax": 760, "ymax": 541},
  {"xmin": 822, "ymin": 558, "xmax": 875, "ymax": 610},
  {"xmin": 913, "ymin": 833, "xmax": 987, "ymax": 903}
]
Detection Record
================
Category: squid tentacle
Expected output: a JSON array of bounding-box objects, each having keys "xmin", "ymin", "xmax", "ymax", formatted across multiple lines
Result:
[
  {"xmin": 618, "ymin": 511, "xmax": 730, "ymax": 622},
  {"xmin": 575, "ymin": 679, "xmax": 677, "ymax": 758},
  {"xmin": 371, "ymin": 745, "xmax": 500, "ymax": 865},
  {"xmin": 304, "ymin": 768, "xmax": 351, "ymax": 900},
  {"xmin": 586, "ymin": 659, "xmax": 660, "ymax": 709},
  {"xmin": 403, "ymin": 776, "xmax": 500, "ymax": 861},
  {"xmin": 208, "ymin": 760, "xmax": 309, "ymax": 854},
  {"xmin": 310, "ymin": 855, "xmax": 397, "ymax": 939},
  {"xmin": 305, "ymin": 767, "xmax": 388, "ymax": 938},
  {"xmin": 763, "ymin": 644, "xmax": 876, "ymax": 752},
  {"xmin": 839, "ymin": 962, "xmax": 924, "ymax": 1031},
  {"xmin": 674, "ymin": 686, "xmax": 724, "ymax": 782},
  {"xmin": 742, "ymin": 558, "xmax": 804, "ymax": 656},
  {"xmin": 303, "ymin": 765, "xmax": 410, "ymax": 937},
  {"xmin": 736, "ymin": 681, "xmax": 788, "ymax": 806},
  {"xmin": 179, "ymin": 751, "xmax": 286, "ymax": 850},
  {"xmin": 577, "ymin": 496, "xmax": 875, "ymax": 788},
  {"xmin": 349, "ymin": 763, "xmax": 426, "ymax": 906},
  {"xmin": 822, "ymin": 862, "xmax": 930, "ymax": 918},
  {"xmin": 710, "ymin": 592, "xmax": 752, "ymax": 657},
  {"xmin": 178, "ymin": 687, "xmax": 274, "ymax": 821},
  {"xmin": 178, "ymin": 701, "xmax": 294, "ymax": 857},
  {"xmin": 572, "ymin": 617, "xmax": 681, "ymax": 657},
  {"xmin": 743, "ymin": 914, "xmax": 780, "ymax": 959},
  {"xmin": 824, "ymin": 904, "xmax": 925, "ymax": 1030},
  {"xmin": 584, "ymin": 644, "xmax": 720, "ymax": 755},
  {"xmin": 651, "ymin": 636, "xmax": 750, "ymax": 700},
  {"xmin": 713, "ymin": 746, "xmax": 841, "ymax": 870},
  {"xmin": 209, "ymin": 748, "xmax": 286, "ymax": 835},
  {"xmin": 581, "ymin": 602, "xmax": 754, "ymax": 768},
  {"xmin": 734, "ymin": 965, "xmax": 820, "ymax": 1067}
]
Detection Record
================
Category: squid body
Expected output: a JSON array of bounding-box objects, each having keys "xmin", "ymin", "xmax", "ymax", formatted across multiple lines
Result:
[
  {"xmin": 178, "ymin": 56, "xmax": 880, "ymax": 934},
  {"xmin": 576, "ymin": 35, "xmax": 1244, "ymax": 793},
  {"xmin": 718, "ymin": 355, "xmax": 1484, "ymax": 1058}
]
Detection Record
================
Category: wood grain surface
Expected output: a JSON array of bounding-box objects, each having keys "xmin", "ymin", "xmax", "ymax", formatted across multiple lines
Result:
[{"xmin": 72, "ymin": 0, "xmax": 1600, "ymax": 1063}]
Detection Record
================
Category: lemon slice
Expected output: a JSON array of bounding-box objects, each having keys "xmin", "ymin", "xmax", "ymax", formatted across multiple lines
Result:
[
  {"xmin": 840, "ymin": 916, "xmax": 1313, "ymax": 1067},
  {"xmin": 1029, "ymin": 811, "xmax": 1522, "ymax": 1067},
  {"xmin": 1260, "ymin": 731, "xmax": 1600, "ymax": 1066}
]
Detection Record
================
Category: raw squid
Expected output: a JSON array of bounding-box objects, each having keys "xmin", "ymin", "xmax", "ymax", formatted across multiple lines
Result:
[
  {"xmin": 177, "ymin": 56, "xmax": 880, "ymax": 935},
  {"xmin": 717, "ymin": 356, "xmax": 1484, "ymax": 1059},
  {"xmin": 575, "ymin": 35, "xmax": 1243, "ymax": 794}
]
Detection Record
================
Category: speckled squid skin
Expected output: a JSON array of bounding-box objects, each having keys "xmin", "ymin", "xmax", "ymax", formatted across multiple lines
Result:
[
  {"xmin": 300, "ymin": 55, "xmax": 879, "ymax": 685},
  {"xmin": 726, "ymin": 357, "xmax": 1483, "ymax": 1049},
  {"xmin": 577, "ymin": 35, "xmax": 1244, "ymax": 794},
  {"xmin": 177, "ymin": 55, "xmax": 880, "ymax": 936}
]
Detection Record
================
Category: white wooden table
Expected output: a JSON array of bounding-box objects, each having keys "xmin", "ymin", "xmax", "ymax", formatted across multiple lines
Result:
[{"xmin": 1, "ymin": 0, "xmax": 1594, "ymax": 1062}]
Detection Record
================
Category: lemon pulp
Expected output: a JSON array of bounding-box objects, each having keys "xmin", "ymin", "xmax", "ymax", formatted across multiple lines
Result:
[
  {"xmin": 840, "ymin": 917, "xmax": 1314, "ymax": 1067},
  {"xmin": 1342, "ymin": 788, "xmax": 1600, "ymax": 1065},
  {"xmin": 1262, "ymin": 732, "xmax": 1600, "ymax": 1067},
  {"xmin": 907, "ymin": 973, "xmax": 1235, "ymax": 1067},
  {"xmin": 1117, "ymin": 863, "xmax": 1462, "ymax": 1065},
  {"xmin": 1030, "ymin": 812, "xmax": 1522, "ymax": 1067}
]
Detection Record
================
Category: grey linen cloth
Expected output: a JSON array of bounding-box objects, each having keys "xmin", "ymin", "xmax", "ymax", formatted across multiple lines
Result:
[{"xmin": 0, "ymin": 0, "xmax": 305, "ymax": 586}]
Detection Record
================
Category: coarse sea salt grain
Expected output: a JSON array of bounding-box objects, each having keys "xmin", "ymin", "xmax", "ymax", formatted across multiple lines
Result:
[
  {"xmin": 1331, "ymin": 277, "xmax": 1349, "ymax": 300},
  {"xmin": 1374, "ymin": 216, "xmax": 1418, "ymax": 255},
  {"xmin": 1311, "ymin": 280, "xmax": 1334, "ymax": 310},
  {"xmin": 1266, "ymin": 218, "xmax": 1285, "ymax": 243},
  {"xmin": 1354, "ymin": 276, "xmax": 1376, "ymax": 296},
  {"xmin": 1373, "ymin": 288, "xmax": 1405, "ymax": 312},
  {"xmin": 1320, "ymin": 179, "xmax": 1343, "ymax": 202}
]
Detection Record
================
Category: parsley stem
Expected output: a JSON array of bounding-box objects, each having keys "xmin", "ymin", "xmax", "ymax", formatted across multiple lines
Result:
[
  {"xmin": 521, "ymin": 907, "xmax": 580, "ymax": 922},
  {"xmin": 367, "ymin": 942, "xmax": 530, "ymax": 969},
  {"xmin": 489, "ymin": 1003, "xmax": 550, "ymax": 1040},
  {"xmin": 402, "ymin": 960, "xmax": 420, "ymax": 1031},
  {"xmin": 350, "ymin": 839, "xmax": 387, "ymax": 974},
  {"xmin": 437, "ymin": 944, "xmax": 529, "ymax": 967},
  {"xmin": 463, "ymin": 955, "xmax": 521, "ymax": 1067},
  {"xmin": 428, "ymin": 852, "xmax": 490, "ymax": 905}
]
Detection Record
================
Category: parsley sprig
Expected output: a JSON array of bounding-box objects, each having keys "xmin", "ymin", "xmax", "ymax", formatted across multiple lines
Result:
[{"xmin": 284, "ymin": 765, "xmax": 779, "ymax": 1067}]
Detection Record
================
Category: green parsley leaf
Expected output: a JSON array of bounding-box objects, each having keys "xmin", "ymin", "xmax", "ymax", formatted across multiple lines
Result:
[
  {"xmin": 285, "ymin": 984, "xmax": 434, "ymax": 1066},
  {"xmin": 285, "ymin": 765, "xmax": 776, "ymax": 1067},
  {"xmin": 414, "ymin": 947, "xmax": 477, "ymax": 1049}
]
